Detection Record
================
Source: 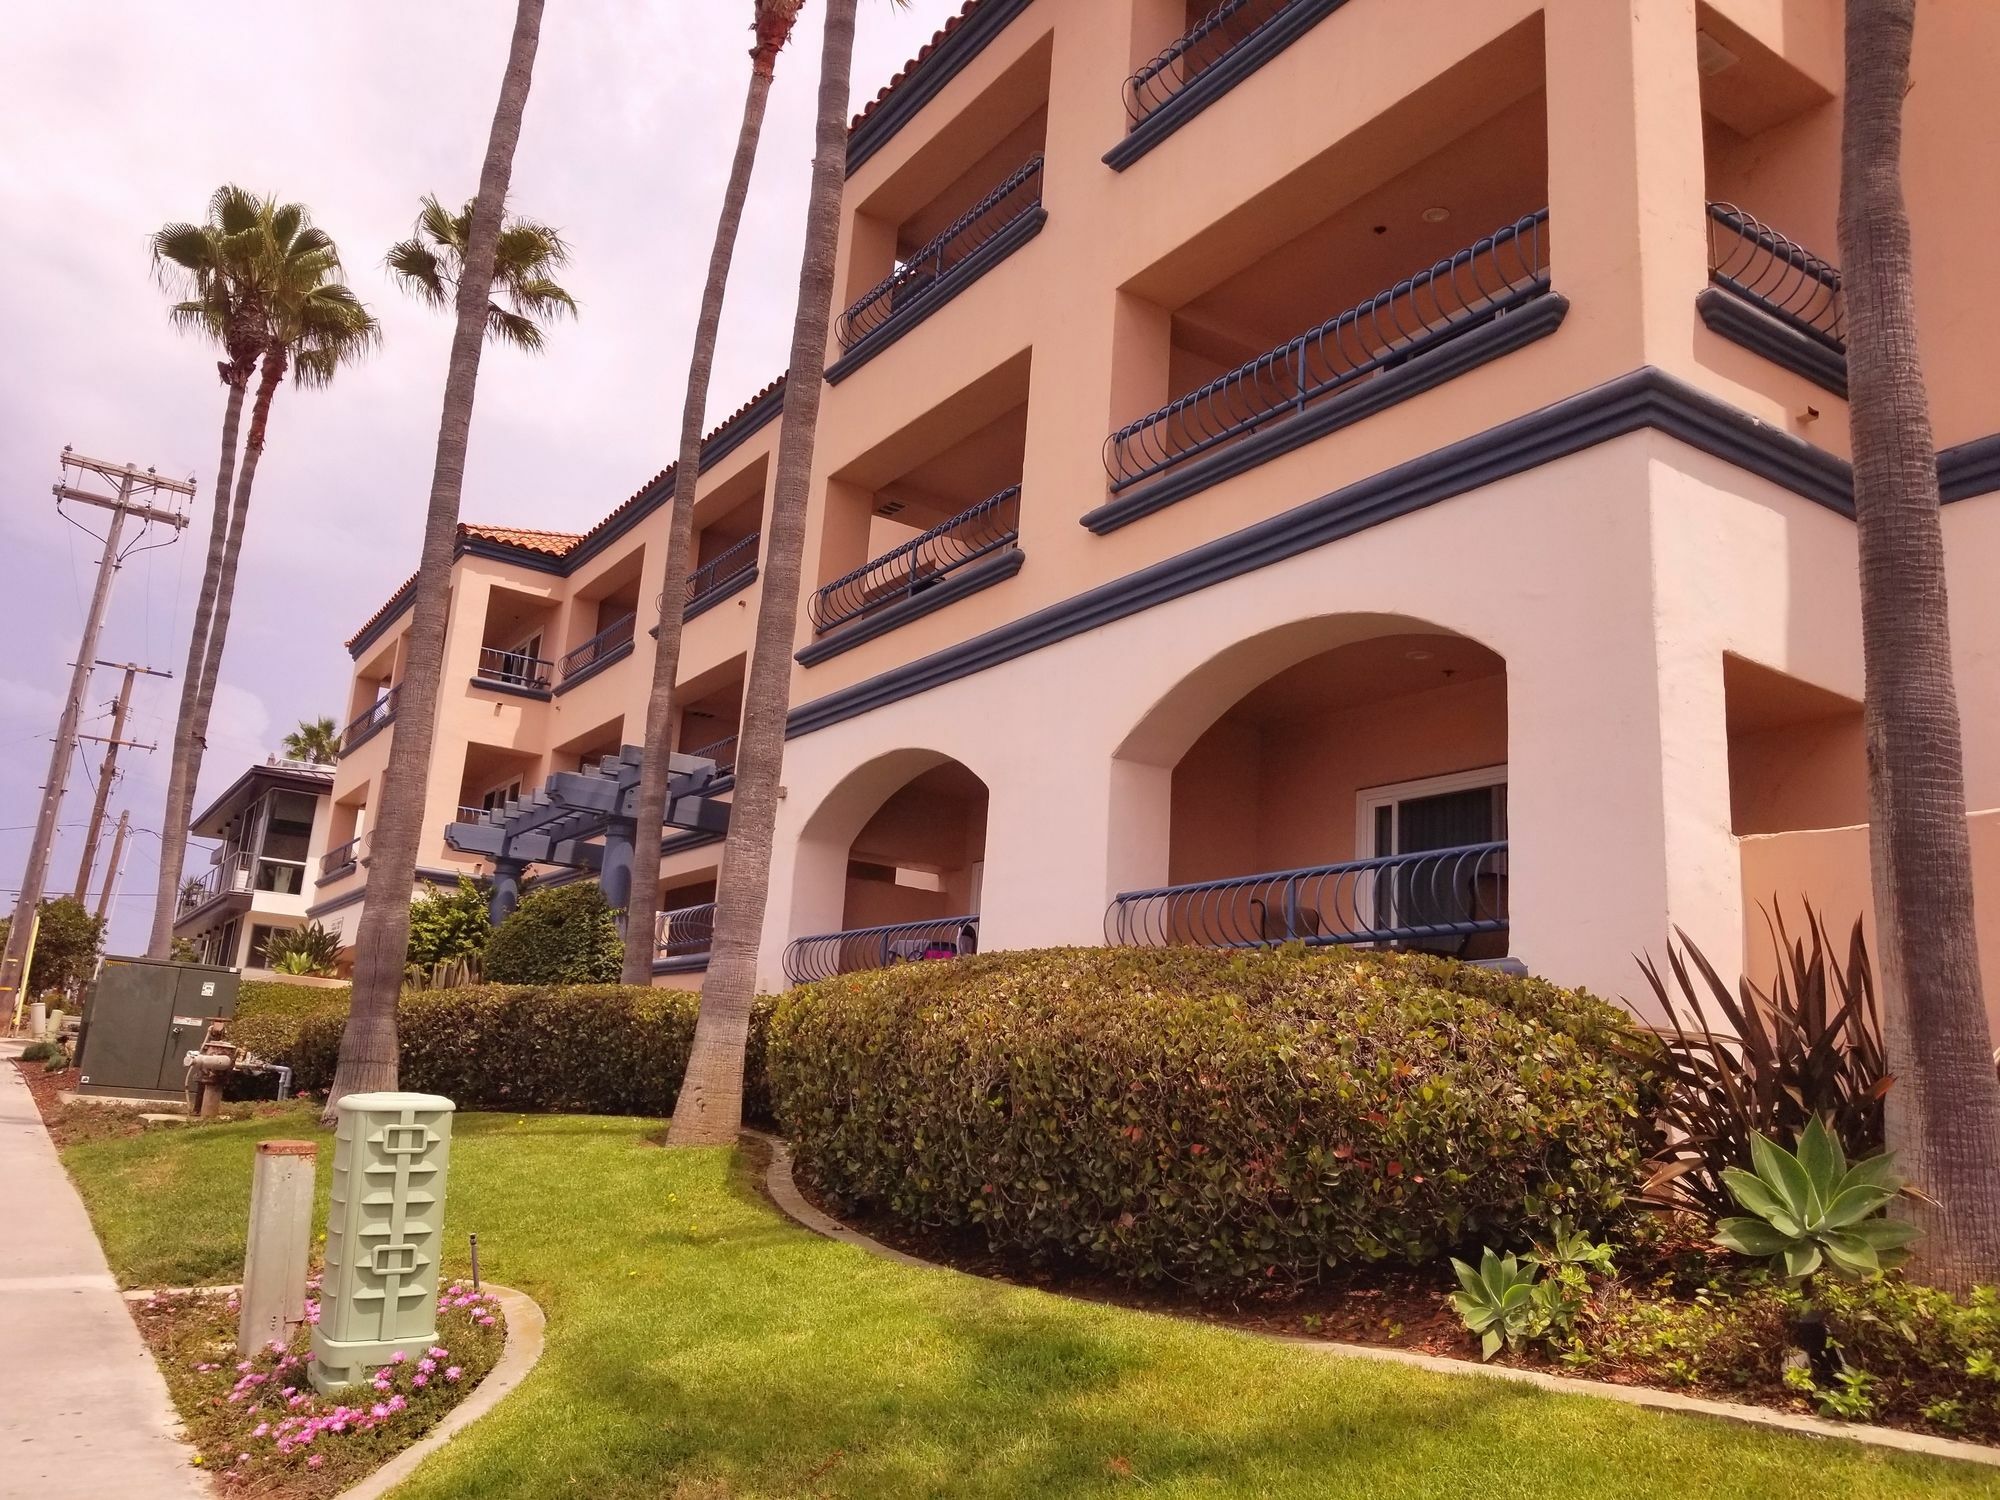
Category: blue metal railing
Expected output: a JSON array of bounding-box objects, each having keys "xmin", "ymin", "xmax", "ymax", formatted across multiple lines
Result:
[
  {"xmin": 809, "ymin": 485, "xmax": 1021, "ymax": 634},
  {"xmin": 1124, "ymin": 0, "xmax": 1301, "ymax": 123},
  {"xmin": 836, "ymin": 156, "xmax": 1044, "ymax": 349},
  {"xmin": 558, "ymin": 612, "xmax": 636, "ymax": 682},
  {"xmin": 783, "ymin": 915, "xmax": 981, "ymax": 984},
  {"xmin": 1105, "ymin": 842, "xmax": 1508, "ymax": 952},
  {"xmin": 476, "ymin": 645, "xmax": 553, "ymax": 691},
  {"xmin": 686, "ymin": 733, "xmax": 736, "ymax": 777},
  {"xmin": 1705, "ymin": 202, "xmax": 1844, "ymax": 350},
  {"xmin": 336, "ymin": 688, "xmax": 398, "ymax": 756},
  {"xmin": 655, "ymin": 902, "xmax": 716, "ymax": 960},
  {"xmin": 1104, "ymin": 210, "xmax": 1552, "ymax": 489},
  {"xmin": 685, "ymin": 532, "xmax": 759, "ymax": 608},
  {"xmin": 318, "ymin": 837, "xmax": 363, "ymax": 877}
]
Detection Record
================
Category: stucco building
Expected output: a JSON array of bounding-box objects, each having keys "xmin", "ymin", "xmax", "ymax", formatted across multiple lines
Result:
[{"xmin": 311, "ymin": 0, "xmax": 2000, "ymax": 1022}]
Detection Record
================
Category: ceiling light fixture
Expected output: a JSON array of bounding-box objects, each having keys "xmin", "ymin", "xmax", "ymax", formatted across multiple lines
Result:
[{"xmin": 1421, "ymin": 206, "xmax": 1451, "ymax": 224}]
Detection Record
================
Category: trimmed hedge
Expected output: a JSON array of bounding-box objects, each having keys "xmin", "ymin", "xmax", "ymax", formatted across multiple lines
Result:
[
  {"xmin": 232, "ymin": 981, "xmax": 772, "ymax": 1120},
  {"xmin": 767, "ymin": 946, "xmax": 1651, "ymax": 1292}
]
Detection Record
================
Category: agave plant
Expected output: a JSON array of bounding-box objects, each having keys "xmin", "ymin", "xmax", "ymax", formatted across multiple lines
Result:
[
  {"xmin": 1449, "ymin": 1249, "xmax": 1541, "ymax": 1360},
  {"xmin": 1628, "ymin": 902, "xmax": 1890, "ymax": 1222},
  {"xmin": 266, "ymin": 921, "xmax": 341, "ymax": 977},
  {"xmin": 1715, "ymin": 1116, "xmax": 1917, "ymax": 1281}
]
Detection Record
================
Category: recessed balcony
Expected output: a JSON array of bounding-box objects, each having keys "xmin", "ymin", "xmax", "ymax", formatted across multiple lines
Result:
[
  {"xmin": 318, "ymin": 835, "xmax": 365, "ymax": 880},
  {"xmin": 783, "ymin": 916, "xmax": 982, "ymax": 984},
  {"xmin": 655, "ymin": 902, "xmax": 715, "ymax": 964},
  {"xmin": 557, "ymin": 612, "xmax": 636, "ymax": 688},
  {"xmin": 808, "ymin": 485, "xmax": 1021, "ymax": 639},
  {"xmin": 830, "ymin": 155, "xmax": 1046, "ymax": 379},
  {"xmin": 336, "ymin": 688, "xmax": 398, "ymax": 757},
  {"xmin": 1699, "ymin": 202, "xmax": 1847, "ymax": 397},
  {"xmin": 475, "ymin": 645, "xmax": 554, "ymax": 693}
]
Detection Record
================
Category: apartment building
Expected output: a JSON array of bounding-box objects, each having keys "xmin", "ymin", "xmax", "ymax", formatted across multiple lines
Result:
[
  {"xmin": 314, "ymin": 0, "xmax": 2000, "ymax": 1021},
  {"xmin": 174, "ymin": 757, "xmax": 334, "ymax": 970}
]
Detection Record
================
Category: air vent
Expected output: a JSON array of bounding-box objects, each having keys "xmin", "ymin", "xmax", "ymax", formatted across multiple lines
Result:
[{"xmin": 873, "ymin": 499, "xmax": 906, "ymax": 518}]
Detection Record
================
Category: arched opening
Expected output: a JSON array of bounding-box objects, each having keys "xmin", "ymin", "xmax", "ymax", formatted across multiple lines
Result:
[
  {"xmin": 783, "ymin": 753, "xmax": 989, "ymax": 982},
  {"xmin": 1110, "ymin": 616, "xmax": 1510, "ymax": 959}
]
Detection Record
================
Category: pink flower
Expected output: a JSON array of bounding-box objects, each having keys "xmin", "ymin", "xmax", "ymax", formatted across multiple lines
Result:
[
  {"xmin": 307, "ymin": 1455, "xmax": 323, "ymax": 1470},
  {"xmin": 387, "ymin": 1394, "xmax": 407, "ymax": 1412},
  {"xmin": 445, "ymin": 1366, "xmax": 463, "ymax": 1382},
  {"xmin": 392, "ymin": 1350, "xmax": 408, "ymax": 1364},
  {"xmin": 427, "ymin": 1347, "xmax": 448, "ymax": 1360},
  {"xmin": 412, "ymin": 1374, "xmax": 428, "ymax": 1388},
  {"xmin": 371, "ymin": 1403, "xmax": 389, "ymax": 1419}
]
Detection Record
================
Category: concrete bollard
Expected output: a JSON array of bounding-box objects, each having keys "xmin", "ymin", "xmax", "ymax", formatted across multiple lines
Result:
[{"xmin": 238, "ymin": 1140, "xmax": 318, "ymax": 1357}]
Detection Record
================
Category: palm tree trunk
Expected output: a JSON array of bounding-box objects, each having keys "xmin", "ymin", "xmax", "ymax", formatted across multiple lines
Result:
[
  {"xmin": 622, "ymin": 52, "xmax": 783, "ymax": 984},
  {"xmin": 183, "ymin": 347, "xmax": 287, "ymax": 835},
  {"xmin": 146, "ymin": 365, "xmax": 252, "ymax": 956},
  {"xmin": 667, "ymin": 0, "xmax": 860, "ymax": 1146},
  {"xmin": 1840, "ymin": 0, "xmax": 2000, "ymax": 1290},
  {"xmin": 323, "ymin": 0, "xmax": 545, "ymax": 1118}
]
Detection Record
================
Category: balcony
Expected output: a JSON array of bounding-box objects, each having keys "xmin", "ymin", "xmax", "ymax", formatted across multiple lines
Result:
[
  {"xmin": 782, "ymin": 915, "xmax": 980, "ymax": 985},
  {"xmin": 177, "ymin": 850, "xmax": 253, "ymax": 920},
  {"xmin": 318, "ymin": 836, "xmax": 364, "ymax": 880},
  {"xmin": 684, "ymin": 531, "xmax": 759, "ymax": 619},
  {"xmin": 337, "ymin": 688, "xmax": 398, "ymax": 757},
  {"xmin": 1106, "ymin": 842, "xmax": 1509, "ymax": 958},
  {"xmin": 686, "ymin": 733, "xmax": 736, "ymax": 779},
  {"xmin": 557, "ymin": 613, "xmax": 637, "ymax": 689},
  {"xmin": 829, "ymin": 156, "xmax": 1046, "ymax": 380},
  {"xmin": 807, "ymin": 485, "xmax": 1021, "ymax": 640},
  {"xmin": 655, "ymin": 902, "xmax": 715, "ymax": 965},
  {"xmin": 475, "ymin": 645, "xmax": 554, "ymax": 694},
  {"xmin": 1104, "ymin": 210, "xmax": 1553, "ymax": 494},
  {"xmin": 1700, "ymin": 202, "xmax": 1847, "ymax": 397}
]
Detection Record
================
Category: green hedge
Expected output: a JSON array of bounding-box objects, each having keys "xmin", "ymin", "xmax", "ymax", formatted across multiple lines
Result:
[
  {"xmin": 766, "ymin": 946, "xmax": 1650, "ymax": 1292},
  {"xmin": 234, "ymin": 980, "xmax": 772, "ymax": 1120}
]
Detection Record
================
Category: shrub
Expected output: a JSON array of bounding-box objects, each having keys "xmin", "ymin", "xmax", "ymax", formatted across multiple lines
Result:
[
  {"xmin": 265, "ymin": 922, "xmax": 341, "ymax": 976},
  {"xmin": 229, "ymin": 980, "xmax": 351, "ymax": 1064},
  {"xmin": 482, "ymin": 883, "xmax": 622, "ymax": 985},
  {"xmin": 248, "ymin": 982, "xmax": 779, "ymax": 1120},
  {"xmin": 1631, "ymin": 904, "xmax": 1885, "ymax": 1222},
  {"xmin": 0, "ymin": 896, "xmax": 104, "ymax": 1002},
  {"xmin": 767, "ymin": 946, "xmax": 1650, "ymax": 1292},
  {"xmin": 19, "ymin": 1040, "xmax": 59, "ymax": 1063},
  {"xmin": 406, "ymin": 876, "xmax": 492, "ymax": 972}
]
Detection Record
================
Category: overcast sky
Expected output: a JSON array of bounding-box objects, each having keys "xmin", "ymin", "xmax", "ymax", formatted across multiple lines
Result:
[{"xmin": 0, "ymin": 1, "xmax": 953, "ymax": 953}]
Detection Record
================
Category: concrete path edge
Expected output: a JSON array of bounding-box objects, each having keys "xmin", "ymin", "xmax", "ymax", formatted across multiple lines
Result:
[
  {"xmin": 330, "ymin": 1284, "xmax": 545, "ymax": 1500},
  {"xmin": 753, "ymin": 1129, "xmax": 2000, "ymax": 1473}
]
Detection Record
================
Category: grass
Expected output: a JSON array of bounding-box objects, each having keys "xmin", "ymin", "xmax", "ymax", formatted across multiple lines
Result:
[{"xmin": 62, "ymin": 1109, "xmax": 2000, "ymax": 1500}]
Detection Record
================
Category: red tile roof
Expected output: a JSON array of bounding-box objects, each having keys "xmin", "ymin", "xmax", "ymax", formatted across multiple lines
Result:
[
  {"xmin": 460, "ymin": 523, "xmax": 584, "ymax": 557},
  {"xmin": 850, "ymin": 0, "xmax": 990, "ymax": 132}
]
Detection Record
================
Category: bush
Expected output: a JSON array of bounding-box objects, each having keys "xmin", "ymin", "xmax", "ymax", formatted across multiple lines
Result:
[
  {"xmin": 246, "ymin": 981, "xmax": 776, "ymax": 1119},
  {"xmin": 19, "ymin": 1040, "xmax": 59, "ymax": 1063},
  {"xmin": 230, "ymin": 981, "xmax": 351, "ymax": 1064},
  {"xmin": 767, "ymin": 946, "xmax": 1650, "ymax": 1292},
  {"xmin": 265, "ymin": 922, "xmax": 341, "ymax": 976},
  {"xmin": 482, "ymin": 883, "xmax": 622, "ymax": 985},
  {"xmin": 406, "ymin": 877, "xmax": 492, "ymax": 972}
]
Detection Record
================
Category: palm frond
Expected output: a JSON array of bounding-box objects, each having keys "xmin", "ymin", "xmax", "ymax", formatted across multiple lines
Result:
[
  {"xmin": 507, "ymin": 275, "xmax": 577, "ymax": 320},
  {"xmin": 486, "ymin": 303, "xmax": 546, "ymax": 353},
  {"xmin": 386, "ymin": 237, "xmax": 452, "ymax": 307}
]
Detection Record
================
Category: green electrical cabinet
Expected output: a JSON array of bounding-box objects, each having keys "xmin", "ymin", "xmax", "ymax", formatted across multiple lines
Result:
[
  {"xmin": 311, "ymin": 1092, "xmax": 456, "ymax": 1392},
  {"xmin": 75, "ymin": 956, "xmax": 239, "ymax": 1102}
]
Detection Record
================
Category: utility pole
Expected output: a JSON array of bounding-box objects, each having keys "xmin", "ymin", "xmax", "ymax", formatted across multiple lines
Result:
[
  {"xmin": 95, "ymin": 810, "xmax": 132, "ymax": 924},
  {"xmin": 72, "ymin": 661, "xmax": 170, "ymax": 900},
  {"xmin": 0, "ymin": 450, "xmax": 191, "ymax": 1018}
]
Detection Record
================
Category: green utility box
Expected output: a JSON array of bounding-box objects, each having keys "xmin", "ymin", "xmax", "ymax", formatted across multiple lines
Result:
[
  {"xmin": 310, "ymin": 1092, "xmax": 456, "ymax": 1393},
  {"xmin": 75, "ymin": 956, "xmax": 238, "ymax": 1102}
]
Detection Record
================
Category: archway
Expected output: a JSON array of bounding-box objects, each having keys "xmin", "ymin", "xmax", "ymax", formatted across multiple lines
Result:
[
  {"xmin": 783, "ymin": 750, "xmax": 989, "ymax": 981},
  {"xmin": 1109, "ymin": 614, "xmax": 1510, "ymax": 959}
]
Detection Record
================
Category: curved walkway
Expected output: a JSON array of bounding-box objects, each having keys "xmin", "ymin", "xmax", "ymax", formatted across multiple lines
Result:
[
  {"xmin": 0, "ymin": 1043, "xmax": 209, "ymax": 1499},
  {"xmin": 755, "ymin": 1130, "xmax": 2000, "ymax": 1474}
]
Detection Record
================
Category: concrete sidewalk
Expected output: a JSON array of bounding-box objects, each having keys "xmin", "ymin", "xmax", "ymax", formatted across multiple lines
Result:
[{"xmin": 0, "ymin": 1042, "xmax": 208, "ymax": 1499}]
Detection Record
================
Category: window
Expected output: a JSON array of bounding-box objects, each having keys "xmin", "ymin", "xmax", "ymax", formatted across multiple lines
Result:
[
  {"xmin": 480, "ymin": 781, "xmax": 523, "ymax": 815},
  {"xmin": 1355, "ymin": 767, "xmax": 1508, "ymax": 947},
  {"xmin": 247, "ymin": 923, "xmax": 282, "ymax": 968},
  {"xmin": 254, "ymin": 789, "xmax": 316, "ymax": 894}
]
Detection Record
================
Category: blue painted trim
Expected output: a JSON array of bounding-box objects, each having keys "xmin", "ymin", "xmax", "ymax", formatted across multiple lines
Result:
[
  {"xmin": 1105, "ymin": 0, "xmax": 1353, "ymax": 172},
  {"xmin": 684, "ymin": 565, "xmax": 758, "ymax": 622},
  {"xmin": 1084, "ymin": 294, "xmax": 1568, "ymax": 534},
  {"xmin": 1697, "ymin": 288, "xmax": 1848, "ymax": 399},
  {"xmin": 468, "ymin": 676, "xmax": 553, "ymax": 702},
  {"xmin": 783, "ymin": 366, "xmax": 1852, "ymax": 741},
  {"xmin": 796, "ymin": 548, "xmax": 1025, "ymax": 667},
  {"xmin": 457, "ymin": 536, "xmax": 569, "ymax": 575},
  {"xmin": 1941, "ymin": 433, "xmax": 2000, "ymax": 504},
  {"xmin": 826, "ymin": 209, "xmax": 1047, "ymax": 384},
  {"xmin": 651, "ymin": 954, "xmax": 710, "ymax": 976},
  {"xmin": 305, "ymin": 866, "xmax": 460, "ymax": 920},
  {"xmin": 551, "ymin": 637, "xmax": 635, "ymax": 697},
  {"xmin": 846, "ymin": 0, "xmax": 1039, "ymax": 174}
]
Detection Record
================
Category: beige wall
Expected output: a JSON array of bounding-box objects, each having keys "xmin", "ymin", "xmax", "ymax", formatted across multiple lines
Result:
[{"xmin": 1741, "ymin": 811, "xmax": 2000, "ymax": 1045}]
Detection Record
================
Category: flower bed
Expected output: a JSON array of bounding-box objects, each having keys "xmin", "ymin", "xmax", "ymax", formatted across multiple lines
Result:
[{"xmin": 132, "ymin": 1278, "xmax": 505, "ymax": 1495}]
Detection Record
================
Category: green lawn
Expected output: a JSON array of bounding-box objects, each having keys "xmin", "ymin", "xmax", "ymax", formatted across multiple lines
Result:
[{"xmin": 63, "ymin": 1109, "xmax": 2000, "ymax": 1500}]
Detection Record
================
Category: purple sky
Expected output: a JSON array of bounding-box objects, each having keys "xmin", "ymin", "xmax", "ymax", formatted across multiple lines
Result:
[{"xmin": 0, "ymin": 1, "xmax": 953, "ymax": 952}]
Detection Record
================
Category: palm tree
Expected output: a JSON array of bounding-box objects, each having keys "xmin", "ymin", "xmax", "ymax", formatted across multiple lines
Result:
[
  {"xmin": 667, "ymin": 0, "xmax": 870, "ymax": 1146},
  {"xmin": 1839, "ymin": 0, "xmax": 2000, "ymax": 1290},
  {"xmin": 147, "ymin": 194, "xmax": 377, "ymax": 956},
  {"xmin": 145, "ymin": 186, "xmax": 273, "ymax": 957},
  {"xmin": 386, "ymin": 195, "xmax": 575, "ymax": 351},
  {"xmin": 323, "ymin": 0, "xmax": 552, "ymax": 1115},
  {"xmin": 282, "ymin": 717, "xmax": 341, "ymax": 765},
  {"xmin": 622, "ymin": 0, "xmax": 807, "ymax": 984}
]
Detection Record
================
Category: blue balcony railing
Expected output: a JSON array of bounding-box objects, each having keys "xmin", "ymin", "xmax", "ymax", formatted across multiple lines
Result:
[
  {"xmin": 1124, "ymin": 0, "xmax": 1302, "ymax": 123},
  {"xmin": 558, "ymin": 613, "xmax": 636, "ymax": 683},
  {"xmin": 655, "ymin": 902, "xmax": 716, "ymax": 961},
  {"xmin": 1105, "ymin": 842, "xmax": 1508, "ymax": 955},
  {"xmin": 336, "ymin": 688, "xmax": 398, "ymax": 757},
  {"xmin": 1705, "ymin": 201, "xmax": 1844, "ymax": 350},
  {"xmin": 783, "ymin": 915, "xmax": 981, "ymax": 985},
  {"xmin": 1104, "ymin": 210, "xmax": 1552, "ymax": 489},
  {"xmin": 685, "ymin": 532, "xmax": 759, "ymax": 610},
  {"xmin": 809, "ymin": 485, "xmax": 1021, "ymax": 634},
  {"xmin": 836, "ymin": 156, "xmax": 1044, "ymax": 350},
  {"xmin": 685, "ymin": 733, "xmax": 737, "ymax": 777}
]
